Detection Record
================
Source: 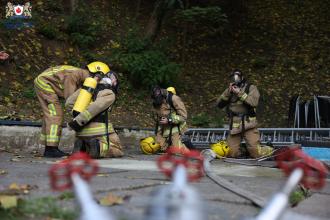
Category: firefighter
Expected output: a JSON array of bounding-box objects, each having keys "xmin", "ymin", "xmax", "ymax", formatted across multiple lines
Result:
[
  {"xmin": 34, "ymin": 65, "xmax": 90, "ymax": 157},
  {"xmin": 66, "ymin": 62, "xmax": 123, "ymax": 158},
  {"xmin": 151, "ymin": 86, "xmax": 189, "ymax": 152},
  {"xmin": 216, "ymin": 69, "xmax": 261, "ymax": 158}
]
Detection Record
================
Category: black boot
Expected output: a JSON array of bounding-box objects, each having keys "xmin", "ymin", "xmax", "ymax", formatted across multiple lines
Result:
[{"xmin": 43, "ymin": 146, "xmax": 69, "ymax": 158}]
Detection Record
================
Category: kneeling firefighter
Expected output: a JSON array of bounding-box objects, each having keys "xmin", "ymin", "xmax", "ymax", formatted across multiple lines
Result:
[
  {"xmin": 216, "ymin": 69, "xmax": 262, "ymax": 158},
  {"xmin": 151, "ymin": 86, "xmax": 189, "ymax": 152},
  {"xmin": 66, "ymin": 61, "xmax": 124, "ymax": 158}
]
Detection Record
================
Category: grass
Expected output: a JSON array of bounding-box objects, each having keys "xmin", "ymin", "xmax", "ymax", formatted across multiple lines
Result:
[
  {"xmin": 289, "ymin": 186, "xmax": 310, "ymax": 207},
  {"xmin": 0, "ymin": 196, "xmax": 78, "ymax": 220}
]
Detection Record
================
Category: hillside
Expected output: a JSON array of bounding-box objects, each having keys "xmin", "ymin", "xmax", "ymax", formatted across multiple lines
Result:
[{"xmin": 0, "ymin": 0, "xmax": 329, "ymax": 128}]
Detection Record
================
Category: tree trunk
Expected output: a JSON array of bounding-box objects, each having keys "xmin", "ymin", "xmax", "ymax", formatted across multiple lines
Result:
[
  {"xmin": 181, "ymin": 0, "xmax": 190, "ymax": 65},
  {"xmin": 70, "ymin": 0, "xmax": 78, "ymax": 14},
  {"xmin": 145, "ymin": 0, "xmax": 176, "ymax": 42},
  {"xmin": 135, "ymin": 0, "xmax": 142, "ymax": 19}
]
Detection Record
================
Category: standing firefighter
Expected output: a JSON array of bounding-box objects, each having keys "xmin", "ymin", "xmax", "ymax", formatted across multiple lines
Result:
[
  {"xmin": 34, "ymin": 65, "xmax": 90, "ymax": 157},
  {"xmin": 216, "ymin": 69, "xmax": 261, "ymax": 158},
  {"xmin": 66, "ymin": 61, "xmax": 124, "ymax": 159},
  {"xmin": 150, "ymin": 86, "xmax": 189, "ymax": 152}
]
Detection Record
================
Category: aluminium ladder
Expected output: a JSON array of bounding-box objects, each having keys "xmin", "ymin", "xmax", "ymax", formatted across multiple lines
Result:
[{"xmin": 185, "ymin": 128, "xmax": 330, "ymax": 148}]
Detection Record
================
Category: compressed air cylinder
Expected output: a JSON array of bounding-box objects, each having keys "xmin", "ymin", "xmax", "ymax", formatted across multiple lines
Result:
[{"xmin": 72, "ymin": 77, "xmax": 97, "ymax": 117}]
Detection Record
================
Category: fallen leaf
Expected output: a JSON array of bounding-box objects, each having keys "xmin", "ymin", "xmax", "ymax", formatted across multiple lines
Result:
[
  {"xmin": 99, "ymin": 193, "xmax": 123, "ymax": 206},
  {"xmin": 10, "ymin": 158, "xmax": 20, "ymax": 162},
  {"xmin": 9, "ymin": 183, "xmax": 20, "ymax": 190},
  {"xmin": 0, "ymin": 169, "xmax": 7, "ymax": 175},
  {"xmin": 96, "ymin": 173, "xmax": 110, "ymax": 177},
  {"xmin": 0, "ymin": 195, "xmax": 18, "ymax": 209}
]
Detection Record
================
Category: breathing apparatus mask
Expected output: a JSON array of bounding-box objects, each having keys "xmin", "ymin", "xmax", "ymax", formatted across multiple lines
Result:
[
  {"xmin": 151, "ymin": 86, "xmax": 165, "ymax": 107},
  {"xmin": 230, "ymin": 69, "xmax": 245, "ymax": 87},
  {"xmin": 98, "ymin": 71, "xmax": 119, "ymax": 94}
]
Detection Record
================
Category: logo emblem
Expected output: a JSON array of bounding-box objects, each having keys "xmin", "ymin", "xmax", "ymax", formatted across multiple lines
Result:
[
  {"xmin": 6, "ymin": 2, "xmax": 32, "ymax": 18},
  {"xmin": 14, "ymin": 5, "xmax": 23, "ymax": 15}
]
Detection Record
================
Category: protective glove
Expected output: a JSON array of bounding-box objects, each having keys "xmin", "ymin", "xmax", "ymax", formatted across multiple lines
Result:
[{"xmin": 68, "ymin": 119, "xmax": 83, "ymax": 132}]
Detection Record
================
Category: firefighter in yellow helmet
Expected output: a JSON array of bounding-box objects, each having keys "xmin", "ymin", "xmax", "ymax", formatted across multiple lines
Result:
[
  {"xmin": 151, "ymin": 86, "xmax": 189, "ymax": 152},
  {"xmin": 34, "ymin": 64, "xmax": 90, "ymax": 157},
  {"xmin": 216, "ymin": 69, "xmax": 261, "ymax": 158},
  {"xmin": 66, "ymin": 61, "xmax": 124, "ymax": 159},
  {"xmin": 167, "ymin": 87, "xmax": 176, "ymax": 95}
]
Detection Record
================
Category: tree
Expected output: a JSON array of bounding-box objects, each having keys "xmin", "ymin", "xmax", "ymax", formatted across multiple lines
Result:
[{"xmin": 145, "ymin": 0, "xmax": 184, "ymax": 42}]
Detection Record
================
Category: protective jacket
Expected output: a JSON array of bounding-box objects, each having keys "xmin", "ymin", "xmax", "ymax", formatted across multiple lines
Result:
[
  {"xmin": 34, "ymin": 65, "xmax": 89, "ymax": 147},
  {"xmin": 66, "ymin": 84, "xmax": 116, "ymax": 137},
  {"xmin": 154, "ymin": 93, "xmax": 188, "ymax": 137},
  {"xmin": 217, "ymin": 83, "xmax": 260, "ymax": 133},
  {"xmin": 34, "ymin": 65, "xmax": 89, "ymax": 99}
]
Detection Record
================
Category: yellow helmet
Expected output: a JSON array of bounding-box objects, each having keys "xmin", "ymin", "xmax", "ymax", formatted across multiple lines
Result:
[
  {"xmin": 140, "ymin": 137, "xmax": 160, "ymax": 155},
  {"xmin": 257, "ymin": 145, "xmax": 274, "ymax": 157},
  {"xmin": 166, "ymin": 87, "xmax": 176, "ymax": 95},
  {"xmin": 87, "ymin": 61, "xmax": 110, "ymax": 75},
  {"xmin": 210, "ymin": 140, "xmax": 230, "ymax": 158}
]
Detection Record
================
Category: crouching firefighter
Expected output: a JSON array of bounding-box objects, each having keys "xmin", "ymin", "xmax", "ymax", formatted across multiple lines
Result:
[
  {"xmin": 216, "ymin": 69, "xmax": 261, "ymax": 158},
  {"xmin": 151, "ymin": 86, "xmax": 189, "ymax": 152},
  {"xmin": 34, "ymin": 65, "xmax": 90, "ymax": 157},
  {"xmin": 66, "ymin": 61, "xmax": 124, "ymax": 158}
]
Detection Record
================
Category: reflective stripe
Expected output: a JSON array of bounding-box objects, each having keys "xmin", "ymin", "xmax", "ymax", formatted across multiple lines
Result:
[
  {"xmin": 40, "ymin": 134, "xmax": 46, "ymax": 141},
  {"xmin": 160, "ymin": 122, "xmax": 187, "ymax": 137},
  {"xmin": 82, "ymin": 110, "xmax": 92, "ymax": 121},
  {"xmin": 100, "ymin": 136, "xmax": 109, "ymax": 157},
  {"xmin": 47, "ymin": 124, "xmax": 59, "ymax": 143},
  {"xmin": 233, "ymin": 123, "xmax": 240, "ymax": 128},
  {"xmin": 35, "ymin": 65, "xmax": 79, "ymax": 93},
  {"xmin": 76, "ymin": 123, "xmax": 114, "ymax": 137},
  {"xmin": 171, "ymin": 114, "xmax": 181, "ymax": 124},
  {"xmin": 48, "ymin": 104, "xmax": 57, "ymax": 116},
  {"xmin": 240, "ymin": 93, "xmax": 248, "ymax": 101},
  {"xmin": 34, "ymin": 77, "xmax": 55, "ymax": 93},
  {"xmin": 233, "ymin": 117, "xmax": 257, "ymax": 128},
  {"xmin": 220, "ymin": 95, "xmax": 229, "ymax": 101}
]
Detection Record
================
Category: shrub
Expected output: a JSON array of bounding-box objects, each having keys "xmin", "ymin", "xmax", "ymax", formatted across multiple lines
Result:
[
  {"xmin": 191, "ymin": 113, "xmax": 211, "ymax": 127},
  {"xmin": 112, "ymin": 29, "xmax": 181, "ymax": 88},
  {"xmin": 66, "ymin": 4, "xmax": 105, "ymax": 48},
  {"xmin": 37, "ymin": 24, "xmax": 59, "ymax": 39}
]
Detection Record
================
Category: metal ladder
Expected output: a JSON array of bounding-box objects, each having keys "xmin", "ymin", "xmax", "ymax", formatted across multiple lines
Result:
[{"xmin": 185, "ymin": 128, "xmax": 330, "ymax": 148}]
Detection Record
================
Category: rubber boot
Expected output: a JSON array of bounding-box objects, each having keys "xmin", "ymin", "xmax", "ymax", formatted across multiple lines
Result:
[{"xmin": 43, "ymin": 146, "xmax": 69, "ymax": 158}]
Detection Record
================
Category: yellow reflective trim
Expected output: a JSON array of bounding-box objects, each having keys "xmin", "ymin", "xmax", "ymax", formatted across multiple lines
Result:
[
  {"xmin": 34, "ymin": 78, "xmax": 55, "ymax": 93},
  {"xmin": 48, "ymin": 104, "xmax": 57, "ymax": 116},
  {"xmin": 76, "ymin": 123, "xmax": 114, "ymax": 136},
  {"xmin": 160, "ymin": 122, "xmax": 186, "ymax": 137},
  {"xmin": 82, "ymin": 110, "xmax": 92, "ymax": 121},
  {"xmin": 240, "ymin": 93, "xmax": 248, "ymax": 101},
  {"xmin": 47, "ymin": 124, "xmax": 59, "ymax": 143},
  {"xmin": 40, "ymin": 134, "xmax": 46, "ymax": 141},
  {"xmin": 232, "ymin": 123, "xmax": 240, "ymax": 128},
  {"xmin": 36, "ymin": 65, "xmax": 79, "ymax": 92}
]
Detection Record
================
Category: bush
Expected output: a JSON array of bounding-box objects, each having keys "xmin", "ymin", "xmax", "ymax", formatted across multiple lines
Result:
[
  {"xmin": 22, "ymin": 88, "xmax": 36, "ymax": 99},
  {"xmin": 66, "ymin": 4, "xmax": 105, "ymax": 48},
  {"xmin": 175, "ymin": 6, "xmax": 228, "ymax": 34},
  {"xmin": 37, "ymin": 24, "xmax": 59, "ymax": 40},
  {"xmin": 112, "ymin": 29, "xmax": 181, "ymax": 88},
  {"xmin": 191, "ymin": 113, "xmax": 211, "ymax": 127}
]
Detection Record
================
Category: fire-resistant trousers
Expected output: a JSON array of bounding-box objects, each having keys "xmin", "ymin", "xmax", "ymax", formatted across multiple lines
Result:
[{"xmin": 35, "ymin": 87, "xmax": 63, "ymax": 147}]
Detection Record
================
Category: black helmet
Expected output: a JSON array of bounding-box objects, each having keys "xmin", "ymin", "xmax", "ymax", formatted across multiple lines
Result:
[
  {"xmin": 151, "ymin": 85, "xmax": 165, "ymax": 107},
  {"xmin": 230, "ymin": 69, "xmax": 245, "ymax": 87}
]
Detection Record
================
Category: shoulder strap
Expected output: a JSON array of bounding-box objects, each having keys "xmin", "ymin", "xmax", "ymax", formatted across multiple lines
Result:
[
  {"xmin": 245, "ymin": 83, "xmax": 251, "ymax": 94},
  {"xmin": 167, "ymin": 92, "xmax": 176, "ymax": 112}
]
